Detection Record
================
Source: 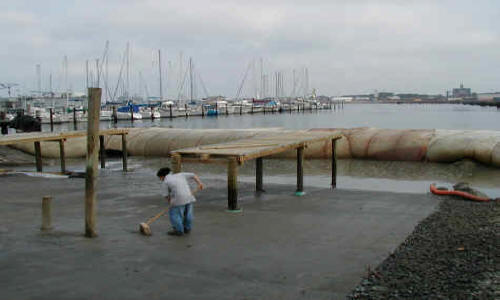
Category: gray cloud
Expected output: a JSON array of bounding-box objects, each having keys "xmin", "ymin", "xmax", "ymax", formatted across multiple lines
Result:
[{"xmin": 0, "ymin": 0, "xmax": 499, "ymax": 97}]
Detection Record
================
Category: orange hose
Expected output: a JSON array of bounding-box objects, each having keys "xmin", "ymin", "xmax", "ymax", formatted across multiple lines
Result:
[{"xmin": 430, "ymin": 184, "xmax": 491, "ymax": 202}]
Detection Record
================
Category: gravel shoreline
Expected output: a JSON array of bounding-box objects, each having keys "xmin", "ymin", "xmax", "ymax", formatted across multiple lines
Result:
[{"xmin": 348, "ymin": 196, "xmax": 499, "ymax": 299}]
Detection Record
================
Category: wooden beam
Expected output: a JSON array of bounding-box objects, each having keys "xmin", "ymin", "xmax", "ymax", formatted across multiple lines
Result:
[
  {"xmin": 59, "ymin": 139, "xmax": 66, "ymax": 173},
  {"xmin": 85, "ymin": 87, "xmax": 101, "ymax": 238},
  {"xmin": 227, "ymin": 157, "xmax": 239, "ymax": 210},
  {"xmin": 256, "ymin": 157, "xmax": 264, "ymax": 192},
  {"xmin": 296, "ymin": 146, "xmax": 304, "ymax": 195},
  {"xmin": 121, "ymin": 133, "xmax": 127, "ymax": 172},
  {"xmin": 171, "ymin": 153, "xmax": 182, "ymax": 173},
  {"xmin": 331, "ymin": 138, "xmax": 337, "ymax": 189},
  {"xmin": 34, "ymin": 141, "xmax": 42, "ymax": 172},
  {"xmin": 99, "ymin": 135, "xmax": 105, "ymax": 169}
]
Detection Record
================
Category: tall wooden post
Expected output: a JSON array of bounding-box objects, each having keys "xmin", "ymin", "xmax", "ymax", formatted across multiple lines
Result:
[
  {"xmin": 239, "ymin": 105, "xmax": 242, "ymax": 115},
  {"xmin": 85, "ymin": 87, "xmax": 101, "ymax": 238},
  {"xmin": 130, "ymin": 106, "xmax": 134, "ymax": 122},
  {"xmin": 59, "ymin": 139, "xmax": 66, "ymax": 173},
  {"xmin": 151, "ymin": 107, "xmax": 155, "ymax": 120},
  {"xmin": 296, "ymin": 146, "xmax": 304, "ymax": 195},
  {"xmin": 99, "ymin": 135, "xmax": 105, "ymax": 169},
  {"xmin": 225, "ymin": 103, "xmax": 229, "ymax": 115},
  {"xmin": 215, "ymin": 102, "xmax": 218, "ymax": 116},
  {"xmin": 41, "ymin": 196, "xmax": 52, "ymax": 231},
  {"xmin": 201, "ymin": 105, "xmax": 205, "ymax": 117},
  {"xmin": 112, "ymin": 106, "xmax": 118, "ymax": 123},
  {"xmin": 169, "ymin": 104, "xmax": 173, "ymax": 119},
  {"xmin": 34, "ymin": 141, "xmax": 42, "ymax": 172},
  {"xmin": 171, "ymin": 154, "xmax": 182, "ymax": 173},
  {"xmin": 73, "ymin": 108, "xmax": 77, "ymax": 130},
  {"xmin": 49, "ymin": 108, "xmax": 54, "ymax": 132},
  {"xmin": 227, "ymin": 158, "xmax": 239, "ymax": 210},
  {"xmin": 256, "ymin": 157, "xmax": 264, "ymax": 192},
  {"xmin": 185, "ymin": 104, "xmax": 189, "ymax": 118},
  {"xmin": 331, "ymin": 139, "xmax": 337, "ymax": 189},
  {"xmin": 121, "ymin": 133, "xmax": 128, "ymax": 172}
]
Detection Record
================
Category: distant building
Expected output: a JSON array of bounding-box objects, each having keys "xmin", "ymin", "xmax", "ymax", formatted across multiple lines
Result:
[
  {"xmin": 477, "ymin": 92, "xmax": 500, "ymax": 101},
  {"xmin": 452, "ymin": 83, "xmax": 471, "ymax": 98}
]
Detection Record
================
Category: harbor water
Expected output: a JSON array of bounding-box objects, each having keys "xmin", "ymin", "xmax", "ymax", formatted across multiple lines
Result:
[{"xmin": 33, "ymin": 103, "xmax": 500, "ymax": 198}]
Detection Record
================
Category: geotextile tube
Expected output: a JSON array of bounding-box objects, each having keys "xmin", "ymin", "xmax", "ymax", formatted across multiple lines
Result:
[{"xmin": 9, "ymin": 127, "xmax": 500, "ymax": 167}]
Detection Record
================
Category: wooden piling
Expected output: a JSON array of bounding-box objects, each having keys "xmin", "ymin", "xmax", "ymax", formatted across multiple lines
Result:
[
  {"xmin": 169, "ymin": 104, "xmax": 173, "ymax": 119},
  {"xmin": 85, "ymin": 87, "xmax": 101, "ymax": 238},
  {"xmin": 49, "ymin": 108, "xmax": 54, "ymax": 132},
  {"xmin": 227, "ymin": 158, "xmax": 239, "ymax": 210},
  {"xmin": 171, "ymin": 154, "xmax": 182, "ymax": 173},
  {"xmin": 130, "ymin": 106, "xmax": 134, "ymax": 122},
  {"xmin": 59, "ymin": 139, "xmax": 66, "ymax": 173},
  {"xmin": 239, "ymin": 105, "xmax": 242, "ymax": 115},
  {"xmin": 151, "ymin": 107, "xmax": 155, "ymax": 120},
  {"xmin": 296, "ymin": 146, "xmax": 304, "ymax": 194},
  {"xmin": 121, "ymin": 133, "xmax": 127, "ymax": 172},
  {"xmin": 112, "ymin": 106, "xmax": 118, "ymax": 123},
  {"xmin": 73, "ymin": 108, "xmax": 77, "ymax": 130},
  {"xmin": 331, "ymin": 139, "xmax": 337, "ymax": 189},
  {"xmin": 215, "ymin": 102, "xmax": 218, "ymax": 116},
  {"xmin": 185, "ymin": 104, "xmax": 189, "ymax": 118},
  {"xmin": 41, "ymin": 196, "xmax": 52, "ymax": 231},
  {"xmin": 99, "ymin": 135, "xmax": 105, "ymax": 169},
  {"xmin": 256, "ymin": 157, "xmax": 264, "ymax": 192},
  {"xmin": 201, "ymin": 105, "xmax": 205, "ymax": 117},
  {"xmin": 225, "ymin": 103, "xmax": 228, "ymax": 116},
  {"xmin": 34, "ymin": 141, "xmax": 42, "ymax": 172}
]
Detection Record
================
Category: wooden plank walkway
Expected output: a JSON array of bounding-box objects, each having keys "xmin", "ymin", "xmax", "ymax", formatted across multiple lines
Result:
[
  {"xmin": 0, "ymin": 128, "xmax": 130, "ymax": 173},
  {"xmin": 171, "ymin": 131, "xmax": 343, "ymax": 210}
]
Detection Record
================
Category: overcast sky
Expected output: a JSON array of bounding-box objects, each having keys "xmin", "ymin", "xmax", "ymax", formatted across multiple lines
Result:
[{"xmin": 1, "ymin": 0, "xmax": 499, "ymax": 98}]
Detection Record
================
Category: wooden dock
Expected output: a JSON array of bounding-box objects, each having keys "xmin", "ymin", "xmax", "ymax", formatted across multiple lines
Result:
[
  {"xmin": 0, "ymin": 128, "xmax": 130, "ymax": 173},
  {"xmin": 170, "ymin": 131, "xmax": 343, "ymax": 210}
]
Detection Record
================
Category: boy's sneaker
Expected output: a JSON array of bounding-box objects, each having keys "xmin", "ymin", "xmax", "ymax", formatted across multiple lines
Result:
[
  {"xmin": 184, "ymin": 229, "xmax": 191, "ymax": 234},
  {"xmin": 167, "ymin": 230, "xmax": 184, "ymax": 236}
]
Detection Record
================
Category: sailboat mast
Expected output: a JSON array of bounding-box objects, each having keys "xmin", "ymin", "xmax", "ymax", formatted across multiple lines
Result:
[
  {"xmin": 189, "ymin": 57, "xmax": 193, "ymax": 103},
  {"xmin": 158, "ymin": 49, "xmax": 163, "ymax": 101}
]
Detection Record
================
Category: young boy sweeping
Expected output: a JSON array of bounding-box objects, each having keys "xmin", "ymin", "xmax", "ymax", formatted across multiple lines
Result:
[{"xmin": 157, "ymin": 167, "xmax": 204, "ymax": 236}]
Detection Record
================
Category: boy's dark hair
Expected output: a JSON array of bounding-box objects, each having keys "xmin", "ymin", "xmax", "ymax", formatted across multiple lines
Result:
[{"xmin": 157, "ymin": 167, "xmax": 171, "ymax": 178}]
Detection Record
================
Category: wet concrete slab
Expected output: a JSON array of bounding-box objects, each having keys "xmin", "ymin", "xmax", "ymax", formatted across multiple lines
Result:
[{"xmin": 0, "ymin": 172, "xmax": 438, "ymax": 299}]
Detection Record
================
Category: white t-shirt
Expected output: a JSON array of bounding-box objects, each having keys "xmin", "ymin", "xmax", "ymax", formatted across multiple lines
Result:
[{"xmin": 161, "ymin": 172, "xmax": 196, "ymax": 207}]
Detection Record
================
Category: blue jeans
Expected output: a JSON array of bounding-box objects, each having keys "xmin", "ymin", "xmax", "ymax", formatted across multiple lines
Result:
[{"xmin": 168, "ymin": 203, "xmax": 193, "ymax": 233}]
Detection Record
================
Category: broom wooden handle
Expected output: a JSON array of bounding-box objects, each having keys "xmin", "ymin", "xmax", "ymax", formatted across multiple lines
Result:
[{"xmin": 146, "ymin": 187, "xmax": 201, "ymax": 225}]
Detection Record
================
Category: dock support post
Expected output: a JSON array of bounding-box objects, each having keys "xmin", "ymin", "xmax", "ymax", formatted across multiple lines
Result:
[
  {"xmin": 171, "ymin": 154, "xmax": 182, "ymax": 173},
  {"xmin": 59, "ymin": 139, "xmax": 66, "ymax": 173},
  {"xmin": 99, "ymin": 135, "xmax": 105, "ymax": 169},
  {"xmin": 169, "ymin": 104, "xmax": 173, "ymax": 119},
  {"xmin": 121, "ymin": 133, "xmax": 127, "ymax": 172},
  {"xmin": 34, "ymin": 141, "xmax": 42, "ymax": 172},
  {"xmin": 228, "ymin": 158, "xmax": 239, "ymax": 211},
  {"xmin": 296, "ymin": 146, "xmax": 304, "ymax": 195},
  {"xmin": 256, "ymin": 157, "xmax": 264, "ymax": 192},
  {"xmin": 112, "ymin": 106, "xmax": 118, "ymax": 124},
  {"xmin": 41, "ymin": 196, "xmax": 52, "ymax": 231},
  {"xmin": 73, "ymin": 108, "xmax": 77, "ymax": 130},
  {"xmin": 85, "ymin": 87, "xmax": 101, "ymax": 238},
  {"xmin": 49, "ymin": 108, "xmax": 54, "ymax": 132},
  {"xmin": 215, "ymin": 102, "xmax": 218, "ymax": 116},
  {"xmin": 151, "ymin": 107, "xmax": 155, "ymax": 120},
  {"xmin": 225, "ymin": 103, "xmax": 229, "ymax": 115},
  {"xmin": 201, "ymin": 105, "xmax": 205, "ymax": 117},
  {"xmin": 331, "ymin": 139, "xmax": 337, "ymax": 189},
  {"xmin": 239, "ymin": 105, "xmax": 242, "ymax": 115}
]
